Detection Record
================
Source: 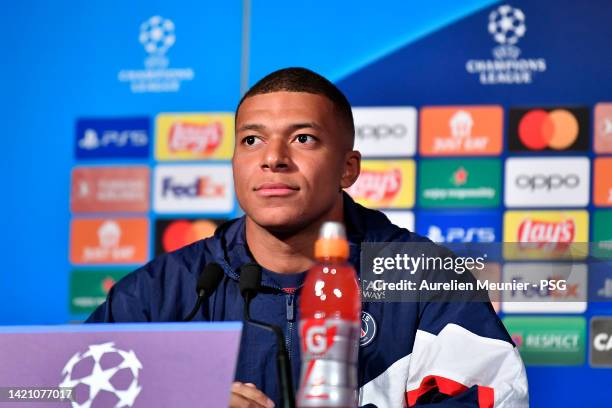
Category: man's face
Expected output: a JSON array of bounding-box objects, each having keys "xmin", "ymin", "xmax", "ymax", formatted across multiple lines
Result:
[{"xmin": 233, "ymin": 91, "xmax": 359, "ymax": 233}]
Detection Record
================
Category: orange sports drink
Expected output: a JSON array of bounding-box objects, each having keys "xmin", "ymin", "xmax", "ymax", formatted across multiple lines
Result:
[{"xmin": 297, "ymin": 222, "xmax": 361, "ymax": 407}]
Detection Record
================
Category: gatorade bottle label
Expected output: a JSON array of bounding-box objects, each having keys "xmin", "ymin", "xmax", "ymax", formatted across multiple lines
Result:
[{"xmin": 298, "ymin": 318, "xmax": 360, "ymax": 407}]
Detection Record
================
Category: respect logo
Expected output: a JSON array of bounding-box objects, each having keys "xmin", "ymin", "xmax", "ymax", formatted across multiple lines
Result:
[
  {"xmin": 155, "ymin": 113, "xmax": 234, "ymax": 160},
  {"xmin": 345, "ymin": 160, "xmax": 415, "ymax": 209},
  {"xmin": 503, "ymin": 317, "xmax": 586, "ymax": 366}
]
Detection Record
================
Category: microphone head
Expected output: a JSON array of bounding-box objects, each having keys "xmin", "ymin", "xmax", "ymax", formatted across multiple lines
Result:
[
  {"xmin": 239, "ymin": 263, "xmax": 262, "ymax": 299},
  {"xmin": 197, "ymin": 262, "xmax": 225, "ymax": 295}
]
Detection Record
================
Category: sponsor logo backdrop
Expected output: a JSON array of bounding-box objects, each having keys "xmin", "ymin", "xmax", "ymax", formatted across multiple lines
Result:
[{"xmin": 4, "ymin": 1, "xmax": 612, "ymax": 406}]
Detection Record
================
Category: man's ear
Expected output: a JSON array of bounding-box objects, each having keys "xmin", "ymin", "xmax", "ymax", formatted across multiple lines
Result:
[{"xmin": 340, "ymin": 150, "xmax": 361, "ymax": 189}]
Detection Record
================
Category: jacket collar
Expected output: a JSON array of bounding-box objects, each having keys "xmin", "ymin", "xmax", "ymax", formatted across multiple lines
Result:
[{"xmin": 208, "ymin": 192, "xmax": 397, "ymax": 282}]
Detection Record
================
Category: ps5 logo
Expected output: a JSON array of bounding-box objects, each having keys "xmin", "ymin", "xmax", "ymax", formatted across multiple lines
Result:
[
  {"xmin": 427, "ymin": 226, "xmax": 496, "ymax": 243},
  {"xmin": 79, "ymin": 128, "xmax": 148, "ymax": 150},
  {"xmin": 75, "ymin": 117, "xmax": 150, "ymax": 159}
]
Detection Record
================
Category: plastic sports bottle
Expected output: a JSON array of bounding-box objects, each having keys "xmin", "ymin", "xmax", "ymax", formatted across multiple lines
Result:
[{"xmin": 297, "ymin": 222, "xmax": 361, "ymax": 407}]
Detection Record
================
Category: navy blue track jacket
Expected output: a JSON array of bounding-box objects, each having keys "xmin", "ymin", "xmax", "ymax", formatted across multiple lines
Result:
[{"xmin": 87, "ymin": 194, "xmax": 528, "ymax": 407}]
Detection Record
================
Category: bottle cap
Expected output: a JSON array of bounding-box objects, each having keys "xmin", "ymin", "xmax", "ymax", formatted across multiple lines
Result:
[{"xmin": 315, "ymin": 221, "xmax": 350, "ymax": 260}]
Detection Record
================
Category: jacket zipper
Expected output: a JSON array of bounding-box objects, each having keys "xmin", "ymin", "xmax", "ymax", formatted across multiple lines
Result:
[
  {"xmin": 220, "ymin": 260, "xmax": 299, "ymax": 360},
  {"xmin": 285, "ymin": 293, "xmax": 295, "ymax": 361}
]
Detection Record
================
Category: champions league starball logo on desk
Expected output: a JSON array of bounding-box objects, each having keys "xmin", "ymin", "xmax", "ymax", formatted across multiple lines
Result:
[
  {"xmin": 59, "ymin": 342, "xmax": 143, "ymax": 408},
  {"xmin": 118, "ymin": 15, "xmax": 195, "ymax": 93},
  {"xmin": 466, "ymin": 4, "xmax": 548, "ymax": 85}
]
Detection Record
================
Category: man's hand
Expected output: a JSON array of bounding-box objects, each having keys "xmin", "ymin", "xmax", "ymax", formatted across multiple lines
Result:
[{"xmin": 229, "ymin": 382, "xmax": 275, "ymax": 408}]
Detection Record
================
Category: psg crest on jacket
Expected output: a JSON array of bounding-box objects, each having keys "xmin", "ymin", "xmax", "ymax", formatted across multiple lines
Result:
[{"xmin": 360, "ymin": 311, "xmax": 377, "ymax": 347}]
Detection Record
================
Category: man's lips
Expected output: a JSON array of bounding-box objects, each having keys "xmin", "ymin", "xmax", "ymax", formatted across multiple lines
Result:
[{"xmin": 254, "ymin": 182, "xmax": 299, "ymax": 197}]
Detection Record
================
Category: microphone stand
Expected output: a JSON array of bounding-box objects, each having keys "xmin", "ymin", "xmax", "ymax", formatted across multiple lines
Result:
[{"xmin": 243, "ymin": 292, "xmax": 296, "ymax": 408}]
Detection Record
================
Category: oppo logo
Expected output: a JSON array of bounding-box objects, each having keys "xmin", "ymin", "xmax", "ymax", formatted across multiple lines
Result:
[
  {"xmin": 356, "ymin": 124, "xmax": 407, "ymax": 139},
  {"xmin": 515, "ymin": 174, "xmax": 580, "ymax": 191}
]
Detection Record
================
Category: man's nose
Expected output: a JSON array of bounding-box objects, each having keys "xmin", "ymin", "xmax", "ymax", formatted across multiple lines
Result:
[{"xmin": 261, "ymin": 139, "xmax": 289, "ymax": 171}]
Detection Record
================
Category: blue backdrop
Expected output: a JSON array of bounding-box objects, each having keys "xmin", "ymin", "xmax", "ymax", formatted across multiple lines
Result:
[{"xmin": 2, "ymin": 1, "xmax": 611, "ymax": 405}]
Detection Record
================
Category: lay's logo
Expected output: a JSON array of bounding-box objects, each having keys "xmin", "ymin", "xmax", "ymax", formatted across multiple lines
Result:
[
  {"xmin": 504, "ymin": 211, "xmax": 588, "ymax": 259},
  {"xmin": 156, "ymin": 113, "xmax": 234, "ymax": 160},
  {"xmin": 518, "ymin": 219, "xmax": 575, "ymax": 249},
  {"xmin": 349, "ymin": 169, "xmax": 401, "ymax": 201},
  {"xmin": 346, "ymin": 160, "xmax": 414, "ymax": 209},
  {"xmin": 168, "ymin": 121, "xmax": 223, "ymax": 154}
]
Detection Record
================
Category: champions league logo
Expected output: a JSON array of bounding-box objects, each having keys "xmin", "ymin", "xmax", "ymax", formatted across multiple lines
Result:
[
  {"xmin": 466, "ymin": 4, "xmax": 547, "ymax": 85},
  {"xmin": 139, "ymin": 15, "xmax": 176, "ymax": 69},
  {"xmin": 488, "ymin": 5, "xmax": 526, "ymax": 48},
  {"xmin": 118, "ymin": 15, "xmax": 194, "ymax": 93},
  {"xmin": 59, "ymin": 342, "xmax": 143, "ymax": 408}
]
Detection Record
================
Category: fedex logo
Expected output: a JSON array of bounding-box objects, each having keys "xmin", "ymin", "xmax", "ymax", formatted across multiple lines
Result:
[
  {"xmin": 75, "ymin": 117, "xmax": 150, "ymax": 159},
  {"xmin": 509, "ymin": 276, "xmax": 578, "ymax": 298},
  {"xmin": 161, "ymin": 177, "xmax": 225, "ymax": 198},
  {"xmin": 416, "ymin": 210, "xmax": 501, "ymax": 243},
  {"xmin": 502, "ymin": 263, "xmax": 586, "ymax": 313},
  {"xmin": 154, "ymin": 165, "xmax": 234, "ymax": 214}
]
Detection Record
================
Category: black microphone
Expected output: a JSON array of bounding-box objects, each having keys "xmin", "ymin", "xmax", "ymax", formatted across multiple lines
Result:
[
  {"xmin": 183, "ymin": 262, "xmax": 224, "ymax": 322},
  {"xmin": 239, "ymin": 263, "xmax": 296, "ymax": 408}
]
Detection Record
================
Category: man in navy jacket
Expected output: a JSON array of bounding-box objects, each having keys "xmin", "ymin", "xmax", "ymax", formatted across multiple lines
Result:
[{"xmin": 88, "ymin": 67, "xmax": 528, "ymax": 408}]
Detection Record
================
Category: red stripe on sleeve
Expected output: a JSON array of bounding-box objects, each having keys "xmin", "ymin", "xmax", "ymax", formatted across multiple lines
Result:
[{"xmin": 406, "ymin": 375, "xmax": 494, "ymax": 408}]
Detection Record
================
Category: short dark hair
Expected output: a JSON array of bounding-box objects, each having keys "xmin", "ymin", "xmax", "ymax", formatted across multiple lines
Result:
[{"xmin": 236, "ymin": 67, "xmax": 355, "ymax": 148}]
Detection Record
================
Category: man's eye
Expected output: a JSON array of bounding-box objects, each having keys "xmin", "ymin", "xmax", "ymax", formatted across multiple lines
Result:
[
  {"xmin": 295, "ymin": 134, "xmax": 316, "ymax": 144},
  {"xmin": 242, "ymin": 135, "xmax": 261, "ymax": 146}
]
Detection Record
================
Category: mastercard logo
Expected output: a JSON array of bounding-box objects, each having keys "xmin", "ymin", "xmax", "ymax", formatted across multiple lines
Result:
[
  {"xmin": 518, "ymin": 109, "xmax": 579, "ymax": 150},
  {"xmin": 156, "ymin": 219, "xmax": 225, "ymax": 254}
]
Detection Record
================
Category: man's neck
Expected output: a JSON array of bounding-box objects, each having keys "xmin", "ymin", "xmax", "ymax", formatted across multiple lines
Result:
[{"xmin": 245, "ymin": 199, "xmax": 344, "ymax": 274}]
